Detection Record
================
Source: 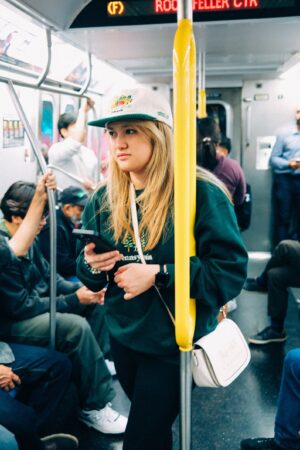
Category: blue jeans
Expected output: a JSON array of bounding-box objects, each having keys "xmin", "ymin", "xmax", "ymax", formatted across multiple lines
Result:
[
  {"xmin": 0, "ymin": 425, "xmax": 19, "ymax": 450},
  {"xmin": 275, "ymin": 349, "xmax": 300, "ymax": 450},
  {"xmin": 0, "ymin": 343, "xmax": 72, "ymax": 450}
]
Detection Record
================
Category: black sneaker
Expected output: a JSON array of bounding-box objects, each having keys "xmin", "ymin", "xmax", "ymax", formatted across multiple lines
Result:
[
  {"xmin": 243, "ymin": 278, "xmax": 267, "ymax": 292},
  {"xmin": 241, "ymin": 437, "xmax": 283, "ymax": 449},
  {"xmin": 41, "ymin": 434, "xmax": 78, "ymax": 450},
  {"xmin": 248, "ymin": 326, "xmax": 287, "ymax": 345}
]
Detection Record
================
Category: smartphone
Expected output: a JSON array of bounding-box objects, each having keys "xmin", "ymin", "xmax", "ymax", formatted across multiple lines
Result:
[{"xmin": 73, "ymin": 229, "xmax": 116, "ymax": 254}]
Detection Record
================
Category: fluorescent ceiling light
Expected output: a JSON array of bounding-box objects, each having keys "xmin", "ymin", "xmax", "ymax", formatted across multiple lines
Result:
[{"xmin": 279, "ymin": 53, "xmax": 300, "ymax": 80}]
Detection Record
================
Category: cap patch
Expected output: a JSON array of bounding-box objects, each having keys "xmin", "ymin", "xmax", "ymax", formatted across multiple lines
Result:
[{"xmin": 111, "ymin": 95, "xmax": 133, "ymax": 113}]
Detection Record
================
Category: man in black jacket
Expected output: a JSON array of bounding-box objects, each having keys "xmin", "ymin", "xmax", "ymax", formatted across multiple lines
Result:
[
  {"xmin": 0, "ymin": 181, "xmax": 127, "ymax": 435},
  {"xmin": 38, "ymin": 186, "xmax": 88, "ymax": 281}
]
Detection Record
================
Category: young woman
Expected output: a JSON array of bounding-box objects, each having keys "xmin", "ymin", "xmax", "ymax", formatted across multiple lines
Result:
[{"xmin": 76, "ymin": 86, "xmax": 248, "ymax": 450}]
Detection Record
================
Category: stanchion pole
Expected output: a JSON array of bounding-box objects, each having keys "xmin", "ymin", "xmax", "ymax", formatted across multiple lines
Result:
[{"xmin": 173, "ymin": 1, "xmax": 197, "ymax": 449}]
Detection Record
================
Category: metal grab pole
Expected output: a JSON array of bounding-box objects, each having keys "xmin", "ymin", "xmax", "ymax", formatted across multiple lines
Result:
[
  {"xmin": 6, "ymin": 79, "xmax": 57, "ymax": 350},
  {"xmin": 197, "ymin": 52, "xmax": 207, "ymax": 118},
  {"xmin": 47, "ymin": 164, "xmax": 96, "ymax": 190},
  {"xmin": 173, "ymin": 1, "xmax": 197, "ymax": 449}
]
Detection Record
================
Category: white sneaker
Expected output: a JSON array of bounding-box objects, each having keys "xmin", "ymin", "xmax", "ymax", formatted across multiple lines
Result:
[
  {"xmin": 105, "ymin": 359, "xmax": 117, "ymax": 376},
  {"xmin": 226, "ymin": 298, "xmax": 237, "ymax": 313},
  {"xmin": 79, "ymin": 403, "xmax": 127, "ymax": 434},
  {"xmin": 41, "ymin": 433, "xmax": 78, "ymax": 450}
]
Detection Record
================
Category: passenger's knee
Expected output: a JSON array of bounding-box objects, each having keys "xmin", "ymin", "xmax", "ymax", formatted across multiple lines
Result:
[
  {"xmin": 47, "ymin": 349, "xmax": 72, "ymax": 379},
  {"xmin": 0, "ymin": 426, "xmax": 19, "ymax": 450},
  {"xmin": 57, "ymin": 314, "xmax": 93, "ymax": 344},
  {"xmin": 284, "ymin": 349, "xmax": 300, "ymax": 378},
  {"xmin": 267, "ymin": 268, "xmax": 279, "ymax": 283}
]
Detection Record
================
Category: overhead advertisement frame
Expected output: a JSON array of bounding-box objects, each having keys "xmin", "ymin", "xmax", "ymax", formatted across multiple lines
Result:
[{"xmin": 71, "ymin": 0, "xmax": 300, "ymax": 28}]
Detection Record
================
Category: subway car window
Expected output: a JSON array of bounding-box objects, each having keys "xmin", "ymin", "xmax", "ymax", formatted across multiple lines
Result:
[
  {"xmin": 40, "ymin": 100, "xmax": 54, "ymax": 151},
  {"xmin": 207, "ymin": 103, "xmax": 227, "ymax": 137}
]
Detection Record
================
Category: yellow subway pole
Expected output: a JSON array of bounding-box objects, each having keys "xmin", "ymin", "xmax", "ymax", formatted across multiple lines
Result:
[{"xmin": 173, "ymin": 1, "xmax": 196, "ymax": 448}]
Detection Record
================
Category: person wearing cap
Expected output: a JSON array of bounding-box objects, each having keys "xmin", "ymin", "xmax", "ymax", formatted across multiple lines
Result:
[
  {"xmin": 0, "ymin": 180, "xmax": 127, "ymax": 436},
  {"xmin": 76, "ymin": 85, "xmax": 248, "ymax": 450},
  {"xmin": 48, "ymin": 98, "xmax": 98, "ymax": 192},
  {"xmin": 38, "ymin": 186, "xmax": 88, "ymax": 281}
]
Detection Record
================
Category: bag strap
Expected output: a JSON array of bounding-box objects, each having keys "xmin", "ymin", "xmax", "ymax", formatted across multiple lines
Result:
[{"xmin": 129, "ymin": 183, "xmax": 175, "ymax": 326}]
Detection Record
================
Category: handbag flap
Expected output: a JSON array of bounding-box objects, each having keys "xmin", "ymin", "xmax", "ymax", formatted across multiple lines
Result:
[{"xmin": 194, "ymin": 318, "xmax": 251, "ymax": 387}]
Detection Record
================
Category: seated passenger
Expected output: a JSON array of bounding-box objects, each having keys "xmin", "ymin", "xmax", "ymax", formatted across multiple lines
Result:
[
  {"xmin": 0, "ymin": 179, "xmax": 127, "ymax": 435},
  {"xmin": 0, "ymin": 341, "xmax": 77, "ymax": 450},
  {"xmin": 217, "ymin": 135, "xmax": 252, "ymax": 233},
  {"xmin": 240, "ymin": 348, "xmax": 300, "ymax": 450},
  {"xmin": 244, "ymin": 240, "xmax": 300, "ymax": 344},
  {"xmin": 0, "ymin": 174, "xmax": 77, "ymax": 450},
  {"xmin": 197, "ymin": 118, "xmax": 246, "ymax": 208},
  {"xmin": 48, "ymin": 98, "xmax": 98, "ymax": 192},
  {"xmin": 38, "ymin": 186, "xmax": 88, "ymax": 281},
  {"xmin": 217, "ymin": 135, "xmax": 232, "ymax": 157}
]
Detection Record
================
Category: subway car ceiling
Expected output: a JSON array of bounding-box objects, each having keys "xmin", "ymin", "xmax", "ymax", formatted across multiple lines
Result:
[{"xmin": 4, "ymin": 0, "xmax": 300, "ymax": 88}]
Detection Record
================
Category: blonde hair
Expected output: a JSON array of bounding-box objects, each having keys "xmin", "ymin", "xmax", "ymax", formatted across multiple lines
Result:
[
  {"xmin": 104, "ymin": 120, "xmax": 174, "ymax": 250},
  {"xmin": 98, "ymin": 120, "xmax": 232, "ymax": 251}
]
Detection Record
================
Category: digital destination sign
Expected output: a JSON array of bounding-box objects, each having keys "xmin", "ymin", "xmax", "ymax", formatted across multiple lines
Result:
[
  {"xmin": 71, "ymin": 0, "xmax": 300, "ymax": 28},
  {"xmin": 155, "ymin": 0, "xmax": 260, "ymax": 13}
]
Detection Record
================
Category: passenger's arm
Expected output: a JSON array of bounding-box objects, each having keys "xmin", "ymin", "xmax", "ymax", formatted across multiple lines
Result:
[
  {"xmin": 270, "ymin": 135, "xmax": 290, "ymax": 170},
  {"xmin": 233, "ymin": 167, "xmax": 247, "ymax": 207},
  {"xmin": 166, "ymin": 195, "xmax": 248, "ymax": 310},
  {"xmin": 35, "ymin": 244, "xmax": 81, "ymax": 294},
  {"xmin": 8, "ymin": 172, "xmax": 56, "ymax": 257},
  {"xmin": 77, "ymin": 244, "xmax": 116, "ymax": 292},
  {"xmin": 49, "ymin": 137, "xmax": 82, "ymax": 163},
  {"xmin": 0, "ymin": 261, "xmax": 81, "ymax": 321},
  {"xmin": 68, "ymin": 98, "xmax": 95, "ymax": 144},
  {"xmin": 0, "ymin": 236, "xmax": 12, "ymax": 271}
]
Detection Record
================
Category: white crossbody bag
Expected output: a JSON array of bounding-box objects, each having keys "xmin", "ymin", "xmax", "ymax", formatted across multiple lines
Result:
[{"xmin": 130, "ymin": 184, "xmax": 251, "ymax": 388}]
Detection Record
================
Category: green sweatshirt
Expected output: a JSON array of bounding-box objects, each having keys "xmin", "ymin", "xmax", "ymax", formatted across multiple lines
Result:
[{"xmin": 77, "ymin": 178, "xmax": 248, "ymax": 358}]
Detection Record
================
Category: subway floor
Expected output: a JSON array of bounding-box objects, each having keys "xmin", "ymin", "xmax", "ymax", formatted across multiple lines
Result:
[{"xmin": 47, "ymin": 256, "xmax": 300, "ymax": 450}]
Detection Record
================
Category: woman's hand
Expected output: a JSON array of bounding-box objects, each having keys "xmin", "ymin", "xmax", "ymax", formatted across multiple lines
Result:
[
  {"xmin": 114, "ymin": 263, "xmax": 159, "ymax": 300},
  {"xmin": 0, "ymin": 365, "xmax": 21, "ymax": 391},
  {"xmin": 84, "ymin": 242, "xmax": 123, "ymax": 272}
]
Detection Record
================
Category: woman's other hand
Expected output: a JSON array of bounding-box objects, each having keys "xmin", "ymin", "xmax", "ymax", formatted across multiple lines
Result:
[{"xmin": 114, "ymin": 263, "xmax": 159, "ymax": 300}]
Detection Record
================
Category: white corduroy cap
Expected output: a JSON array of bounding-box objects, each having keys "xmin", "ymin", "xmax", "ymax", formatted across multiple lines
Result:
[{"xmin": 88, "ymin": 86, "xmax": 173, "ymax": 129}]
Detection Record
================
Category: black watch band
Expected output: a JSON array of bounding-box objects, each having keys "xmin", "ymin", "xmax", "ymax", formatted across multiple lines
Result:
[{"xmin": 155, "ymin": 264, "xmax": 169, "ymax": 288}]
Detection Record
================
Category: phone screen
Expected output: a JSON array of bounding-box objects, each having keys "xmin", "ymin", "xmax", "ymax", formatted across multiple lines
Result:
[{"xmin": 73, "ymin": 229, "xmax": 115, "ymax": 254}]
